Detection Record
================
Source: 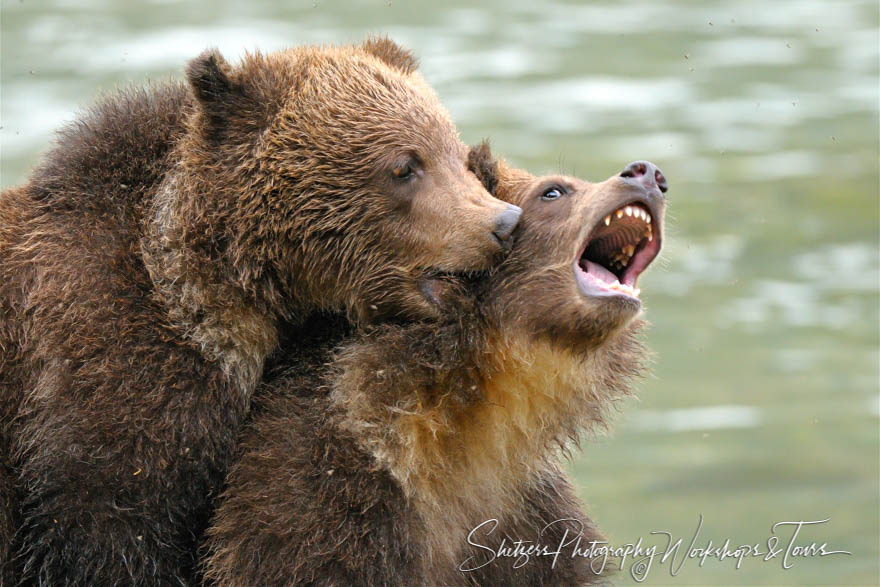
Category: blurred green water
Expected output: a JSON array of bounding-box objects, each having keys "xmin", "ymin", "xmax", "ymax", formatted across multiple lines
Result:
[{"xmin": 1, "ymin": 0, "xmax": 877, "ymax": 584}]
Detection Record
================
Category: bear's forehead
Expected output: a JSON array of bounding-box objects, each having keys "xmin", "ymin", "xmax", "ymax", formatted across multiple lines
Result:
[
  {"xmin": 247, "ymin": 48, "xmax": 464, "ymax": 161},
  {"xmin": 272, "ymin": 63, "xmax": 450, "ymax": 124},
  {"xmin": 270, "ymin": 49, "xmax": 427, "ymax": 99}
]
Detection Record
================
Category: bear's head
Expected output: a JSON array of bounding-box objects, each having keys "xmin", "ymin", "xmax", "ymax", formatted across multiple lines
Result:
[
  {"xmin": 149, "ymin": 38, "xmax": 519, "ymax": 337},
  {"xmin": 467, "ymin": 144, "xmax": 666, "ymax": 353}
]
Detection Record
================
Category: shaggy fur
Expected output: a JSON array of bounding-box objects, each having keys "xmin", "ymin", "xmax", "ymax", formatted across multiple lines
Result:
[
  {"xmin": 0, "ymin": 40, "xmax": 514, "ymax": 585},
  {"xmin": 202, "ymin": 151, "xmax": 667, "ymax": 585}
]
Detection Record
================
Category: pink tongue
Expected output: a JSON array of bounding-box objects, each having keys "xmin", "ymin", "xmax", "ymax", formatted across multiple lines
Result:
[{"xmin": 583, "ymin": 259, "xmax": 618, "ymax": 284}]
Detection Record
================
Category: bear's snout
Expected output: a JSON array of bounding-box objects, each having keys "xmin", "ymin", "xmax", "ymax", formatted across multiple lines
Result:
[
  {"xmin": 492, "ymin": 204, "xmax": 523, "ymax": 245},
  {"xmin": 620, "ymin": 160, "xmax": 668, "ymax": 195}
]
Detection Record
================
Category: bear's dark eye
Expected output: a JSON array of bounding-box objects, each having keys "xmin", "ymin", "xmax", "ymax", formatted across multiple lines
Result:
[
  {"xmin": 541, "ymin": 186, "xmax": 565, "ymax": 201},
  {"xmin": 391, "ymin": 162, "xmax": 415, "ymax": 181}
]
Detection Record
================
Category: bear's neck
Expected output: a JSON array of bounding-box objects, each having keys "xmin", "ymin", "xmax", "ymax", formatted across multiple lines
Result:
[
  {"xmin": 141, "ymin": 166, "xmax": 278, "ymax": 396},
  {"xmin": 337, "ymin": 326, "xmax": 643, "ymax": 566}
]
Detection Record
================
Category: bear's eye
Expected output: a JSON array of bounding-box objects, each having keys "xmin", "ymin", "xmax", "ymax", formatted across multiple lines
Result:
[
  {"xmin": 391, "ymin": 163, "xmax": 415, "ymax": 181},
  {"xmin": 541, "ymin": 186, "xmax": 565, "ymax": 201}
]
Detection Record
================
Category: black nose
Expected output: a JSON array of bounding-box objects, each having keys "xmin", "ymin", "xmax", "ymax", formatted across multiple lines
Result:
[
  {"xmin": 621, "ymin": 160, "xmax": 668, "ymax": 194},
  {"xmin": 492, "ymin": 204, "xmax": 522, "ymax": 243}
]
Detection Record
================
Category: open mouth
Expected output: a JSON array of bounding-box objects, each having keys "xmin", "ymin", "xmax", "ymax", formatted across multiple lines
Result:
[{"xmin": 574, "ymin": 202, "xmax": 661, "ymax": 299}]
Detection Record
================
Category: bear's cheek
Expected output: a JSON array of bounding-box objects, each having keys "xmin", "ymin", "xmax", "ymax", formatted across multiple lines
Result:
[
  {"xmin": 381, "ymin": 210, "xmax": 497, "ymax": 273},
  {"xmin": 396, "ymin": 178, "xmax": 513, "ymax": 272}
]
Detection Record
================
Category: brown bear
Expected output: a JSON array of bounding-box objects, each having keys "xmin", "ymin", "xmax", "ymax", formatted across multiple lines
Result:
[
  {"xmin": 0, "ymin": 40, "xmax": 520, "ymax": 584},
  {"xmin": 201, "ymin": 146, "xmax": 668, "ymax": 586}
]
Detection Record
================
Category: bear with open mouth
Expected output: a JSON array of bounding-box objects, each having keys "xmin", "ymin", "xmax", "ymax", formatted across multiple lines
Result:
[{"xmin": 202, "ymin": 145, "xmax": 668, "ymax": 586}]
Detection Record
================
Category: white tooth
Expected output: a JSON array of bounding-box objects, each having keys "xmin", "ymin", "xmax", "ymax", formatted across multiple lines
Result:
[
  {"xmin": 613, "ymin": 279, "xmax": 620, "ymax": 286},
  {"xmin": 604, "ymin": 215, "xmax": 611, "ymax": 226},
  {"xmin": 637, "ymin": 209, "xmax": 645, "ymax": 220},
  {"xmin": 625, "ymin": 206, "xmax": 633, "ymax": 216},
  {"xmin": 616, "ymin": 209, "xmax": 624, "ymax": 219},
  {"xmin": 646, "ymin": 215, "xmax": 651, "ymax": 223},
  {"xmin": 647, "ymin": 233, "xmax": 653, "ymax": 242},
  {"xmin": 633, "ymin": 288, "xmax": 641, "ymax": 297}
]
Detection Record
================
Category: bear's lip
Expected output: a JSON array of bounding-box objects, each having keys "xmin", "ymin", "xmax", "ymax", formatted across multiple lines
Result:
[{"xmin": 573, "ymin": 199, "xmax": 662, "ymax": 300}]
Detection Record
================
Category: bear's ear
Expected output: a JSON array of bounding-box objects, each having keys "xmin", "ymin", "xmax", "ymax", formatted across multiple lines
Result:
[
  {"xmin": 361, "ymin": 37, "xmax": 419, "ymax": 74},
  {"xmin": 467, "ymin": 140, "xmax": 499, "ymax": 196},
  {"xmin": 186, "ymin": 49, "xmax": 243, "ymax": 123}
]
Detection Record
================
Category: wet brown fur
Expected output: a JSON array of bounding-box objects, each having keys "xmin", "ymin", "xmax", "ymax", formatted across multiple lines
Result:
[
  {"xmin": 203, "ymin": 148, "xmax": 665, "ymax": 585},
  {"xmin": 0, "ymin": 40, "xmax": 512, "ymax": 585}
]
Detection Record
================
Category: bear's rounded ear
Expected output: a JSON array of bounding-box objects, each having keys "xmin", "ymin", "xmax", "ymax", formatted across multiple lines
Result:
[
  {"xmin": 186, "ymin": 49, "xmax": 244, "ymax": 123},
  {"xmin": 467, "ymin": 140, "xmax": 499, "ymax": 196},
  {"xmin": 186, "ymin": 49, "xmax": 233, "ymax": 102},
  {"xmin": 361, "ymin": 37, "xmax": 419, "ymax": 74}
]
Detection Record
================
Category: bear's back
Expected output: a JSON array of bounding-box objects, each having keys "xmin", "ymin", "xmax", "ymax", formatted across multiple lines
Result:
[
  {"xmin": 0, "ymin": 81, "xmax": 191, "ymax": 431},
  {"xmin": 0, "ymin": 82, "xmax": 192, "ymax": 575}
]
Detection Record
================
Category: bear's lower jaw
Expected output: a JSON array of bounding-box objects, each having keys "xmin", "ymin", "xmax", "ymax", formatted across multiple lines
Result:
[{"xmin": 575, "ymin": 259, "xmax": 642, "ymax": 301}]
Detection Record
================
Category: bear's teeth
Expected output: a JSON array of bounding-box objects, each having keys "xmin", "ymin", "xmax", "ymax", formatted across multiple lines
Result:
[
  {"xmin": 607, "ymin": 205, "xmax": 651, "ymax": 225},
  {"xmin": 607, "ymin": 281, "xmax": 639, "ymax": 297}
]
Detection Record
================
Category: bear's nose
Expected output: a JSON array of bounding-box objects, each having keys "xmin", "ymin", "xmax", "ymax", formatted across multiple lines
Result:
[
  {"xmin": 492, "ymin": 204, "xmax": 523, "ymax": 243},
  {"xmin": 621, "ymin": 160, "xmax": 668, "ymax": 194}
]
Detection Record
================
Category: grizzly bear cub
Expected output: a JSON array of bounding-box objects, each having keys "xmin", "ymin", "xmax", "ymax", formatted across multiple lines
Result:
[
  {"xmin": 202, "ymin": 147, "xmax": 668, "ymax": 586},
  {"xmin": 0, "ymin": 40, "xmax": 519, "ymax": 584}
]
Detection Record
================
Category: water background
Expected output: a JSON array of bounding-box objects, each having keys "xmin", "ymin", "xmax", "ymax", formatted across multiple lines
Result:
[{"xmin": 2, "ymin": 1, "xmax": 878, "ymax": 584}]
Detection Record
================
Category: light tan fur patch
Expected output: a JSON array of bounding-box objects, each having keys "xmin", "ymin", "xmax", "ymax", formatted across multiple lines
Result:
[{"xmin": 335, "ymin": 328, "xmax": 633, "ymax": 569}]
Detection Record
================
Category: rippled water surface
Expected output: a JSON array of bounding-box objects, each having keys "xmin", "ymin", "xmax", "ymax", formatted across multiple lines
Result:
[{"xmin": 2, "ymin": 1, "xmax": 877, "ymax": 584}]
